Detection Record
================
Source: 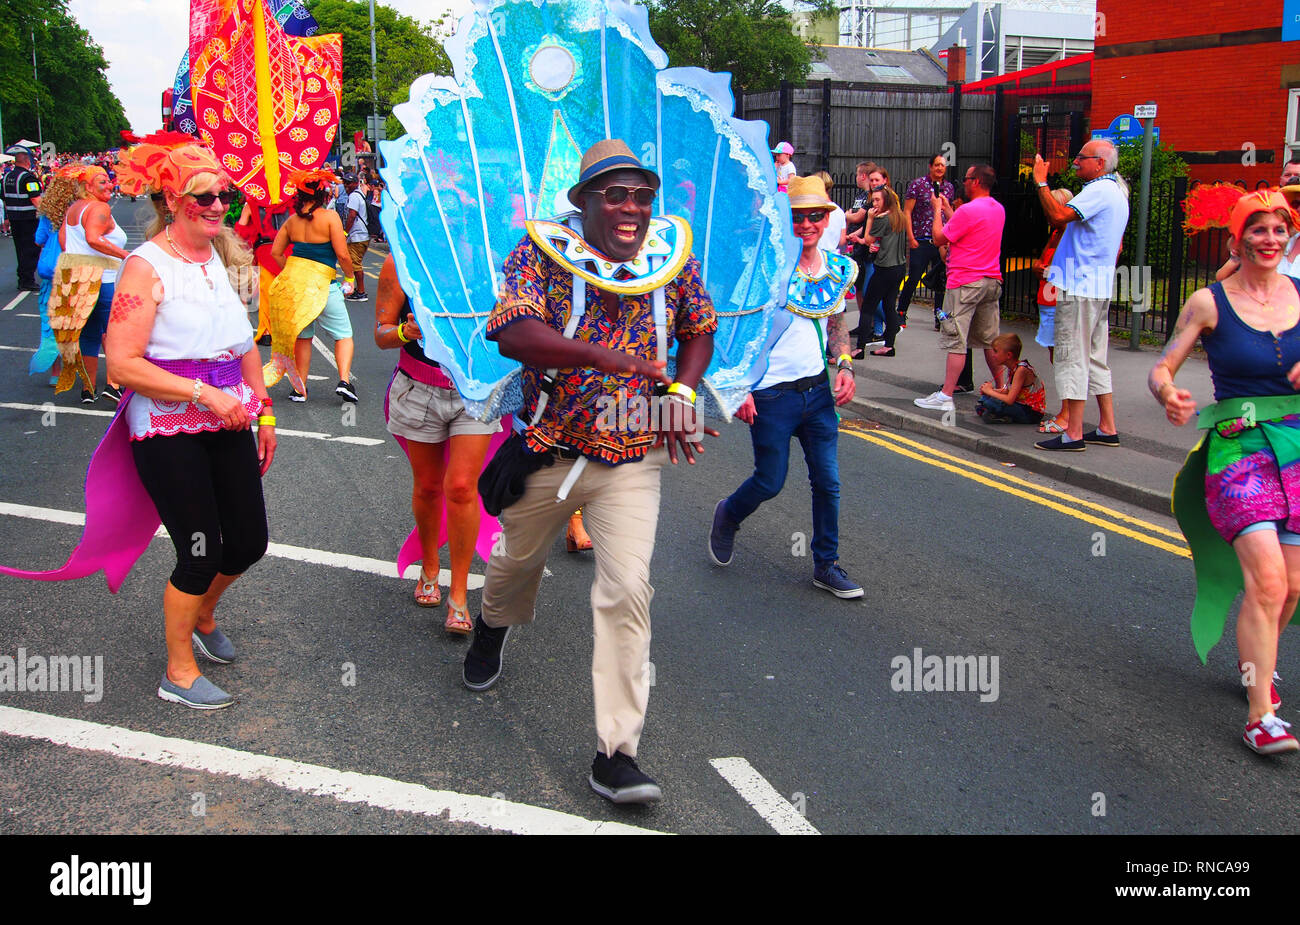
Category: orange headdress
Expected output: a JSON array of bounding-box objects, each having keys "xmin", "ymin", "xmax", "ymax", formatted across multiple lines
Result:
[
  {"xmin": 1229, "ymin": 189, "xmax": 1297, "ymax": 240},
  {"xmin": 60, "ymin": 163, "xmax": 108, "ymax": 188},
  {"xmin": 117, "ymin": 132, "xmax": 225, "ymax": 198},
  {"xmin": 286, "ymin": 167, "xmax": 339, "ymax": 196}
]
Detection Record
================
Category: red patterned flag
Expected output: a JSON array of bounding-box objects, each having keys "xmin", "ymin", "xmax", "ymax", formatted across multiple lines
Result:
[{"xmin": 190, "ymin": 0, "xmax": 341, "ymax": 205}]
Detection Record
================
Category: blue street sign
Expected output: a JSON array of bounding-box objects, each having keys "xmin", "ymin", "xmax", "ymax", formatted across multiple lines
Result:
[
  {"xmin": 1092, "ymin": 114, "xmax": 1159, "ymax": 146},
  {"xmin": 1286, "ymin": 0, "xmax": 1300, "ymax": 41}
]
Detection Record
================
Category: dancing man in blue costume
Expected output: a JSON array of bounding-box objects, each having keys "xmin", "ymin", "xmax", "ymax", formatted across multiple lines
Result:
[{"xmin": 709, "ymin": 175, "xmax": 863, "ymax": 600}]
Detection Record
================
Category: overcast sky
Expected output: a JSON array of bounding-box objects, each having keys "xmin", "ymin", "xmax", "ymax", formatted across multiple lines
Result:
[{"xmin": 69, "ymin": 0, "xmax": 470, "ymax": 136}]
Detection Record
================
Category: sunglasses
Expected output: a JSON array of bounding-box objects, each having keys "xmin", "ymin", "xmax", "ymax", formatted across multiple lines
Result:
[
  {"xmin": 1073, "ymin": 153, "xmax": 1103, "ymax": 162},
  {"xmin": 584, "ymin": 185, "xmax": 656, "ymax": 206},
  {"xmin": 792, "ymin": 211, "xmax": 828, "ymax": 225},
  {"xmin": 190, "ymin": 190, "xmax": 238, "ymax": 206}
]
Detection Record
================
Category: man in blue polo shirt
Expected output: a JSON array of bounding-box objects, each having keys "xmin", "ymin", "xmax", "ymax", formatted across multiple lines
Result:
[{"xmin": 1032, "ymin": 140, "xmax": 1130, "ymax": 452}]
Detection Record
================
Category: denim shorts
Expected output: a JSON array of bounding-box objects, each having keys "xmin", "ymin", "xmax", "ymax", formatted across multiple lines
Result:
[{"xmin": 1237, "ymin": 520, "xmax": 1300, "ymax": 545}]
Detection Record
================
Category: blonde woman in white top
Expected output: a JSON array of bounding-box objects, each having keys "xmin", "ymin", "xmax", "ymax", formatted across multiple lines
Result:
[{"xmin": 105, "ymin": 138, "xmax": 276, "ymax": 710}]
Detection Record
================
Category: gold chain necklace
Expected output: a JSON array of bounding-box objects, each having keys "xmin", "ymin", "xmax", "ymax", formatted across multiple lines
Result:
[{"xmin": 165, "ymin": 226, "xmax": 216, "ymax": 290}]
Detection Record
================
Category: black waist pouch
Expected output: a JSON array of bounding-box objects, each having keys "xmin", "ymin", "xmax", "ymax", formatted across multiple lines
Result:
[{"xmin": 478, "ymin": 431, "xmax": 555, "ymax": 516}]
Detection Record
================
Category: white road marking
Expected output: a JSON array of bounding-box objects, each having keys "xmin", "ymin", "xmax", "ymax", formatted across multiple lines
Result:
[
  {"xmin": 307, "ymin": 374, "xmax": 329, "ymax": 381},
  {"xmin": 0, "ymin": 501, "xmax": 484, "ymax": 589},
  {"xmin": 0, "ymin": 403, "xmax": 385, "ymax": 446},
  {"xmin": 0, "ymin": 401, "xmax": 112, "ymax": 418},
  {"xmin": 710, "ymin": 757, "xmax": 820, "ymax": 835},
  {"xmin": 0, "ymin": 344, "xmax": 35, "ymax": 352},
  {"xmin": 0, "ymin": 705, "xmax": 662, "ymax": 835},
  {"xmin": 15, "ymin": 312, "xmax": 38, "ymax": 318},
  {"xmin": 312, "ymin": 335, "xmax": 339, "ymax": 371},
  {"xmin": 2, "ymin": 291, "xmax": 30, "ymax": 311}
]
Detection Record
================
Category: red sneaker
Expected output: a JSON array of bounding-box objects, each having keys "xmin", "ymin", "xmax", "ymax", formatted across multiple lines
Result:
[
  {"xmin": 1243, "ymin": 713, "xmax": 1300, "ymax": 755},
  {"xmin": 1238, "ymin": 661, "xmax": 1282, "ymax": 710}
]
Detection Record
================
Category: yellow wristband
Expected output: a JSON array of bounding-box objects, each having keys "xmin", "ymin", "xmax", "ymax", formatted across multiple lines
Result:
[
  {"xmin": 837, "ymin": 353, "xmax": 853, "ymax": 366},
  {"xmin": 257, "ymin": 415, "xmax": 276, "ymax": 427},
  {"xmin": 666, "ymin": 382, "xmax": 696, "ymax": 404},
  {"xmin": 395, "ymin": 323, "xmax": 411, "ymax": 344}
]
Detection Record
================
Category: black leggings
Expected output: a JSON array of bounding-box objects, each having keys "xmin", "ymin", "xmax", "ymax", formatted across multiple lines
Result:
[
  {"xmin": 131, "ymin": 429, "xmax": 268, "ymax": 595},
  {"xmin": 863, "ymin": 262, "xmax": 906, "ymax": 350}
]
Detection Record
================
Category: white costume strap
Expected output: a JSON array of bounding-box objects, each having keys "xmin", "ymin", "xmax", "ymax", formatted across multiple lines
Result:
[{"xmin": 536, "ymin": 217, "xmax": 588, "ymax": 500}]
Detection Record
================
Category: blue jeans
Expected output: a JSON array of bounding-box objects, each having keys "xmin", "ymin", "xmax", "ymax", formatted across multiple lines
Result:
[
  {"xmin": 724, "ymin": 381, "xmax": 840, "ymax": 566},
  {"xmin": 976, "ymin": 395, "xmax": 1042, "ymax": 424}
]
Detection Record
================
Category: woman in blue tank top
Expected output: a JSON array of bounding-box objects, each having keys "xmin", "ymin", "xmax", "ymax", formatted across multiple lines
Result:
[
  {"xmin": 263, "ymin": 169, "xmax": 358, "ymax": 402},
  {"xmin": 1152, "ymin": 190, "xmax": 1300, "ymax": 756}
]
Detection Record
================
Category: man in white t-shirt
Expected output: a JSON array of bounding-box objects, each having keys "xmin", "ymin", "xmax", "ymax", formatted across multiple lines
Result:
[
  {"xmin": 341, "ymin": 173, "xmax": 370, "ymax": 301},
  {"xmin": 1032, "ymin": 140, "xmax": 1130, "ymax": 451},
  {"xmin": 708, "ymin": 175, "xmax": 862, "ymax": 600}
]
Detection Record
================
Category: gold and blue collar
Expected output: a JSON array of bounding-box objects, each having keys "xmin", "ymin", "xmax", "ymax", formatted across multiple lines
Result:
[
  {"xmin": 785, "ymin": 250, "xmax": 858, "ymax": 319},
  {"xmin": 525, "ymin": 215, "xmax": 692, "ymax": 295}
]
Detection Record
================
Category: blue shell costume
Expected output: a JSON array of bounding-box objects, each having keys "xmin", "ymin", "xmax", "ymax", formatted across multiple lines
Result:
[{"xmin": 377, "ymin": 0, "xmax": 799, "ymax": 421}]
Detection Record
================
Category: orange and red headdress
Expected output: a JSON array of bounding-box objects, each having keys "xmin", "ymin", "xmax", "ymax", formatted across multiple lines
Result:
[
  {"xmin": 117, "ymin": 131, "xmax": 226, "ymax": 198},
  {"xmin": 286, "ymin": 167, "xmax": 339, "ymax": 196}
]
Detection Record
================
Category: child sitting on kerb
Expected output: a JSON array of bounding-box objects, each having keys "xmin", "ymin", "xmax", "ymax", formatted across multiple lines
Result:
[{"xmin": 976, "ymin": 333, "xmax": 1046, "ymax": 425}]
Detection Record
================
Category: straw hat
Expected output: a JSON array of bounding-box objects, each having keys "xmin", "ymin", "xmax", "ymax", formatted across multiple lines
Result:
[
  {"xmin": 567, "ymin": 139, "xmax": 660, "ymax": 207},
  {"xmin": 786, "ymin": 175, "xmax": 835, "ymax": 211}
]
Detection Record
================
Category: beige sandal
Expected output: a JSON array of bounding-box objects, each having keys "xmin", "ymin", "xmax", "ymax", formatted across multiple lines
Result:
[
  {"xmin": 445, "ymin": 599, "xmax": 473, "ymax": 635},
  {"xmin": 414, "ymin": 571, "xmax": 441, "ymax": 607}
]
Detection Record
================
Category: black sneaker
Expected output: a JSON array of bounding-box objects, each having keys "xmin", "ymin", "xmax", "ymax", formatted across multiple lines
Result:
[
  {"xmin": 708, "ymin": 498, "xmax": 738, "ymax": 566},
  {"xmin": 335, "ymin": 379, "xmax": 358, "ymax": 402},
  {"xmin": 80, "ymin": 389, "xmax": 96, "ymax": 405},
  {"xmin": 589, "ymin": 751, "xmax": 663, "ymax": 805},
  {"xmin": 100, "ymin": 385, "xmax": 122, "ymax": 405},
  {"xmin": 463, "ymin": 615, "xmax": 510, "ymax": 691},
  {"xmin": 344, "ymin": 291, "xmax": 367, "ymax": 301},
  {"xmin": 289, "ymin": 389, "xmax": 306, "ymax": 403}
]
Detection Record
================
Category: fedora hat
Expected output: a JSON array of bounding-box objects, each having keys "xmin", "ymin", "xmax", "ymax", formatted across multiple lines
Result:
[
  {"xmin": 786, "ymin": 175, "xmax": 835, "ymax": 211},
  {"xmin": 567, "ymin": 139, "xmax": 659, "ymax": 207}
]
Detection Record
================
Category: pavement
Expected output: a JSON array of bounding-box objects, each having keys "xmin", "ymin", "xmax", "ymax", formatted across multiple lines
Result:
[{"xmin": 840, "ymin": 295, "xmax": 1209, "ymax": 515}]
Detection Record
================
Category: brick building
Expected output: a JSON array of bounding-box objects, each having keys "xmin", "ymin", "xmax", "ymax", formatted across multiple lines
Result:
[{"xmin": 1091, "ymin": 0, "xmax": 1299, "ymax": 185}]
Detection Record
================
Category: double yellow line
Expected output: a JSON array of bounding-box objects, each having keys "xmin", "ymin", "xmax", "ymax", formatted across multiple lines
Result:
[{"xmin": 840, "ymin": 427, "xmax": 1190, "ymax": 559}]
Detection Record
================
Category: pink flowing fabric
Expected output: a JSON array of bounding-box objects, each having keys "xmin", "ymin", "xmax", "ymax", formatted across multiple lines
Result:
[
  {"xmin": 383, "ymin": 367, "xmax": 509, "ymax": 576},
  {"xmin": 0, "ymin": 393, "xmax": 161, "ymax": 592}
]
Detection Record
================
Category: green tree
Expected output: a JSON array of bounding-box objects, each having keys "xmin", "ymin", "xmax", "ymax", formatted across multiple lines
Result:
[
  {"xmin": 305, "ymin": 0, "xmax": 451, "ymax": 145},
  {"xmin": 0, "ymin": 0, "xmax": 129, "ymax": 153},
  {"xmin": 646, "ymin": 0, "xmax": 833, "ymax": 92}
]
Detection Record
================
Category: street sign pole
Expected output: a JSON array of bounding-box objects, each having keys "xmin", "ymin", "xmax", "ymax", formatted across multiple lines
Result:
[
  {"xmin": 369, "ymin": 0, "xmax": 380, "ymax": 150},
  {"xmin": 1130, "ymin": 102, "xmax": 1156, "ymax": 350}
]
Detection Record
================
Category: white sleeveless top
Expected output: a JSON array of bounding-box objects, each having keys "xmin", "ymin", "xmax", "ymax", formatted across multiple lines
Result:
[
  {"xmin": 124, "ymin": 240, "xmax": 259, "ymax": 441},
  {"xmin": 64, "ymin": 206, "xmax": 128, "ymax": 283}
]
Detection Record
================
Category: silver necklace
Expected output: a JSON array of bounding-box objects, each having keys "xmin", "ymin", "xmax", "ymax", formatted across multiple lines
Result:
[{"xmin": 165, "ymin": 226, "xmax": 216, "ymax": 290}]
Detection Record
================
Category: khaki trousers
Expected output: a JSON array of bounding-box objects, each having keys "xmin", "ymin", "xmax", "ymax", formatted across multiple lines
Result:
[
  {"xmin": 481, "ymin": 448, "xmax": 666, "ymax": 758},
  {"xmin": 1053, "ymin": 292, "xmax": 1113, "ymax": 401}
]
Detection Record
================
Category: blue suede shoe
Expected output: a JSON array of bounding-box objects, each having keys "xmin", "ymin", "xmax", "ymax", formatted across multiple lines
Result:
[
  {"xmin": 192, "ymin": 627, "xmax": 236, "ymax": 664},
  {"xmin": 157, "ymin": 673, "xmax": 235, "ymax": 710},
  {"xmin": 813, "ymin": 562, "xmax": 864, "ymax": 599}
]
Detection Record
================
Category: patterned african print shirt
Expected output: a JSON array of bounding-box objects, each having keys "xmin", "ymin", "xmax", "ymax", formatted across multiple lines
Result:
[{"xmin": 487, "ymin": 235, "xmax": 717, "ymax": 464}]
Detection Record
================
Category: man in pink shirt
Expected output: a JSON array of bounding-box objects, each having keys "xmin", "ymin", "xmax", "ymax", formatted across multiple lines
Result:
[{"xmin": 913, "ymin": 164, "xmax": 1006, "ymax": 412}]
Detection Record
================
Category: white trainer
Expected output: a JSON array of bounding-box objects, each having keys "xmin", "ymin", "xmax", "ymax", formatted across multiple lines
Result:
[{"xmin": 914, "ymin": 390, "xmax": 954, "ymax": 412}]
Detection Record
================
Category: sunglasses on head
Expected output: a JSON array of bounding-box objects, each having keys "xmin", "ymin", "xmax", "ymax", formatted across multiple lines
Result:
[
  {"xmin": 793, "ymin": 210, "xmax": 828, "ymax": 225},
  {"xmin": 584, "ymin": 185, "xmax": 656, "ymax": 206},
  {"xmin": 190, "ymin": 190, "xmax": 238, "ymax": 207}
]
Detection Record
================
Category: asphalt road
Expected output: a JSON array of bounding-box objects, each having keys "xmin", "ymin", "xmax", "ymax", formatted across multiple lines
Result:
[{"xmin": 0, "ymin": 203, "xmax": 1296, "ymax": 836}]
